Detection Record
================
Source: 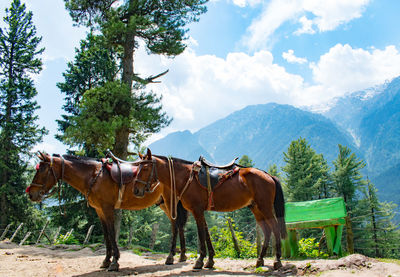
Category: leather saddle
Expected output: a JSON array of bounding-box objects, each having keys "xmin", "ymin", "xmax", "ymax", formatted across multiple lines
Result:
[
  {"xmin": 198, "ymin": 156, "xmax": 239, "ymax": 190},
  {"xmin": 199, "ymin": 156, "xmax": 238, "ymax": 169},
  {"xmin": 103, "ymin": 151, "xmax": 140, "ymax": 186}
]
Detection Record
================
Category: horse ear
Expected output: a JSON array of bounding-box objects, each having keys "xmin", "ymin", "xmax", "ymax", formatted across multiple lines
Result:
[
  {"xmin": 138, "ymin": 152, "xmax": 144, "ymax": 159},
  {"xmin": 37, "ymin": 151, "xmax": 46, "ymax": 161},
  {"xmin": 146, "ymin": 148, "xmax": 152, "ymax": 160}
]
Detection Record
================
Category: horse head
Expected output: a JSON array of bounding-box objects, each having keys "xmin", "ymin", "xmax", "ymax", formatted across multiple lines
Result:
[
  {"xmin": 26, "ymin": 152, "xmax": 63, "ymax": 202},
  {"xmin": 134, "ymin": 148, "xmax": 158, "ymax": 197}
]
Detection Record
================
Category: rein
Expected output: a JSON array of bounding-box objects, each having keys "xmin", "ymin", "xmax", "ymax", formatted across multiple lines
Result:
[
  {"xmin": 135, "ymin": 158, "xmax": 159, "ymax": 193},
  {"xmin": 30, "ymin": 155, "xmax": 65, "ymax": 215},
  {"xmin": 168, "ymin": 158, "xmax": 177, "ymax": 220}
]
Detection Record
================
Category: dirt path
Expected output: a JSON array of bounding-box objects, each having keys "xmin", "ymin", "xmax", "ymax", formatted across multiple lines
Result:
[{"xmin": 1, "ymin": 242, "xmax": 399, "ymax": 276}]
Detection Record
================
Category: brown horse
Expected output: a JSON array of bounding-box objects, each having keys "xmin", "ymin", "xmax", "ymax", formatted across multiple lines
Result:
[
  {"xmin": 26, "ymin": 152, "xmax": 188, "ymax": 271},
  {"xmin": 134, "ymin": 149, "xmax": 287, "ymax": 270}
]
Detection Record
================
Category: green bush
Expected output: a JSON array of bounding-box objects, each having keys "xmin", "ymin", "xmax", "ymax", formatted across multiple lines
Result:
[
  {"xmin": 298, "ymin": 238, "xmax": 328, "ymax": 258},
  {"xmin": 54, "ymin": 232, "xmax": 79, "ymax": 245},
  {"xmin": 209, "ymin": 219, "xmax": 257, "ymax": 259}
]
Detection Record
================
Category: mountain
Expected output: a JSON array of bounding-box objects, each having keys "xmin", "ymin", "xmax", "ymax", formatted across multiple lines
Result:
[
  {"xmin": 150, "ymin": 103, "xmax": 356, "ymax": 168},
  {"xmin": 322, "ymin": 76, "xmax": 400, "ymax": 177},
  {"xmin": 150, "ymin": 76, "xmax": 400, "ymax": 216}
]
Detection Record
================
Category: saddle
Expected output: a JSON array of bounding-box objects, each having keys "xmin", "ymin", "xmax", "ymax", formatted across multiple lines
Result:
[
  {"xmin": 199, "ymin": 156, "xmax": 238, "ymax": 169},
  {"xmin": 103, "ymin": 151, "xmax": 140, "ymax": 185},
  {"xmin": 197, "ymin": 156, "xmax": 240, "ymax": 210}
]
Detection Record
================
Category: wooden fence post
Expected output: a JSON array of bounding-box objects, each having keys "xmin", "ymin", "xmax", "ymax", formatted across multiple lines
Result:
[
  {"xmin": 65, "ymin": 228, "xmax": 74, "ymax": 241},
  {"xmin": 10, "ymin": 223, "xmax": 24, "ymax": 242},
  {"xmin": 84, "ymin": 225, "xmax": 94, "ymax": 245},
  {"xmin": 53, "ymin": 226, "xmax": 61, "ymax": 244},
  {"xmin": 0, "ymin": 224, "xmax": 11, "ymax": 241},
  {"xmin": 227, "ymin": 218, "xmax": 241, "ymax": 258},
  {"xmin": 36, "ymin": 220, "xmax": 49, "ymax": 244},
  {"xmin": 19, "ymin": 232, "xmax": 32, "ymax": 246}
]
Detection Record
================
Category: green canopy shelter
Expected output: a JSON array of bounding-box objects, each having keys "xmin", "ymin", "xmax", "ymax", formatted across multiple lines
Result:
[{"xmin": 282, "ymin": 197, "xmax": 347, "ymax": 258}]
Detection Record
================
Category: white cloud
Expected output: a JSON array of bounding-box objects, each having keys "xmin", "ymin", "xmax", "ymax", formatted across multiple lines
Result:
[
  {"xmin": 139, "ymin": 42, "xmax": 400, "ymax": 144},
  {"xmin": 231, "ymin": 0, "xmax": 262, "ymax": 8},
  {"xmin": 295, "ymin": 15, "xmax": 315, "ymax": 35},
  {"xmin": 136, "ymin": 45, "xmax": 305, "ymax": 136},
  {"xmin": 282, "ymin": 49, "xmax": 308, "ymax": 64},
  {"xmin": 244, "ymin": 0, "xmax": 370, "ymax": 50},
  {"xmin": 310, "ymin": 44, "xmax": 400, "ymax": 96}
]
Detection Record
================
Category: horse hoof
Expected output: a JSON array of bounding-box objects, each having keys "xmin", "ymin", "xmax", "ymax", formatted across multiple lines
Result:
[
  {"xmin": 107, "ymin": 262, "xmax": 119, "ymax": 272},
  {"xmin": 193, "ymin": 259, "xmax": 204, "ymax": 269},
  {"xmin": 273, "ymin": 260, "xmax": 282, "ymax": 270},
  {"xmin": 100, "ymin": 260, "xmax": 111, "ymax": 268},
  {"xmin": 165, "ymin": 256, "xmax": 174, "ymax": 265},
  {"xmin": 255, "ymin": 259, "xmax": 264, "ymax": 268},
  {"xmin": 178, "ymin": 255, "xmax": 187, "ymax": 263},
  {"xmin": 204, "ymin": 260, "xmax": 214, "ymax": 269}
]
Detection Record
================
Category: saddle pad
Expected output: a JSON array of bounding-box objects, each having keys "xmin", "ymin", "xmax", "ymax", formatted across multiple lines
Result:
[{"xmin": 198, "ymin": 165, "xmax": 239, "ymax": 190}]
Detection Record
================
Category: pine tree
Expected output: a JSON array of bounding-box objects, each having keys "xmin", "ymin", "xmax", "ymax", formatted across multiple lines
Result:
[
  {"xmin": 282, "ymin": 138, "xmax": 331, "ymax": 201},
  {"xmin": 332, "ymin": 144, "xmax": 366, "ymax": 254},
  {"xmin": 355, "ymin": 180, "xmax": 400, "ymax": 258},
  {"xmin": 56, "ymin": 33, "xmax": 119, "ymax": 156},
  {"xmin": 0, "ymin": 0, "xmax": 47, "ymax": 229},
  {"xmin": 63, "ymin": 0, "xmax": 208, "ymax": 159}
]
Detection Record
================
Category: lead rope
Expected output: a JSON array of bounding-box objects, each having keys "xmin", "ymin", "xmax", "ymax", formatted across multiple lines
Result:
[
  {"xmin": 168, "ymin": 158, "xmax": 177, "ymax": 220},
  {"xmin": 58, "ymin": 156, "xmax": 65, "ymax": 216}
]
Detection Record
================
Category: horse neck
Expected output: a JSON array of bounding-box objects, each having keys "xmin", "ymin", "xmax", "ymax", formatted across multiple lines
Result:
[
  {"xmin": 61, "ymin": 159, "xmax": 99, "ymax": 195},
  {"xmin": 156, "ymin": 157, "xmax": 190, "ymax": 191}
]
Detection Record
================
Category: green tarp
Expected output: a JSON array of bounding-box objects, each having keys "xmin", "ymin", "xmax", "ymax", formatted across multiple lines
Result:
[{"xmin": 285, "ymin": 197, "xmax": 346, "ymax": 223}]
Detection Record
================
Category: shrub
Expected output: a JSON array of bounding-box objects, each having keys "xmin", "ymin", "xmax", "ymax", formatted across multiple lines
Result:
[
  {"xmin": 209, "ymin": 219, "xmax": 257, "ymax": 259},
  {"xmin": 298, "ymin": 237, "xmax": 328, "ymax": 258},
  {"xmin": 54, "ymin": 232, "xmax": 79, "ymax": 245}
]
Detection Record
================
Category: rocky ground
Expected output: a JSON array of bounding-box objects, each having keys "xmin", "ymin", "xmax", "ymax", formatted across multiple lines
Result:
[{"xmin": 1, "ymin": 241, "xmax": 399, "ymax": 276}]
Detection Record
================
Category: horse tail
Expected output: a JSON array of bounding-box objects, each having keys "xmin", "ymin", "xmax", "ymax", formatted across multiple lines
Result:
[
  {"xmin": 176, "ymin": 201, "xmax": 188, "ymax": 229},
  {"xmin": 272, "ymin": 176, "xmax": 287, "ymax": 239}
]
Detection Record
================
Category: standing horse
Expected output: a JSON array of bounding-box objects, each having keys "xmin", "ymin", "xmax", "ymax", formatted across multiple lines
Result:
[
  {"xmin": 26, "ymin": 152, "xmax": 188, "ymax": 271},
  {"xmin": 134, "ymin": 149, "xmax": 287, "ymax": 270}
]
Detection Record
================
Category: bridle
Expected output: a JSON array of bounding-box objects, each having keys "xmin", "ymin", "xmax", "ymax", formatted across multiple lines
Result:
[
  {"xmin": 30, "ymin": 154, "xmax": 65, "ymax": 207},
  {"xmin": 134, "ymin": 158, "xmax": 159, "ymax": 193}
]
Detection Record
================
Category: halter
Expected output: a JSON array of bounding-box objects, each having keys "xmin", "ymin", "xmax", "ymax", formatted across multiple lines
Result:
[
  {"xmin": 134, "ymin": 158, "xmax": 159, "ymax": 193},
  {"xmin": 30, "ymin": 155, "xmax": 65, "ymax": 214}
]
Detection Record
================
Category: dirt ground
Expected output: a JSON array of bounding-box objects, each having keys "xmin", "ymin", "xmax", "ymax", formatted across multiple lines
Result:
[{"xmin": 1, "ymin": 241, "xmax": 399, "ymax": 277}]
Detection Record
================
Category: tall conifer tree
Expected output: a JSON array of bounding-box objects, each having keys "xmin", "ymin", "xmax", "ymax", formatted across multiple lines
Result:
[{"xmin": 0, "ymin": 0, "xmax": 47, "ymax": 227}]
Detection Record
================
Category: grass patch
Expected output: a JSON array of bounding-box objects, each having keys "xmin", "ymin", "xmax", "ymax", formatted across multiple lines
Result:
[{"xmin": 376, "ymin": 258, "xmax": 400, "ymax": 266}]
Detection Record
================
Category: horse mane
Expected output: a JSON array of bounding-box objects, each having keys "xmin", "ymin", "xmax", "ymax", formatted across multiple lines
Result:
[
  {"xmin": 62, "ymin": 154, "xmax": 100, "ymax": 166},
  {"xmin": 153, "ymin": 155, "xmax": 194, "ymax": 165}
]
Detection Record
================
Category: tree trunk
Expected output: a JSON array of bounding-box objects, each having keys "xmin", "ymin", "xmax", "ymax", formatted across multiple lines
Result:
[
  {"xmin": 150, "ymin": 223, "xmax": 159, "ymax": 250},
  {"xmin": 345, "ymin": 216, "xmax": 354, "ymax": 254},
  {"xmin": 227, "ymin": 218, "xmax": 241, "ymax": 258},
  {"xmin": 112, "ymin": 25, "xmax": 136, "ymax": 242}
]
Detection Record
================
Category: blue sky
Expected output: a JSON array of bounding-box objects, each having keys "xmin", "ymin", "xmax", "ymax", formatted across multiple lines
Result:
[{"xmin": 2, "ymin": 0, "xmax": 400, "ymax": 154}]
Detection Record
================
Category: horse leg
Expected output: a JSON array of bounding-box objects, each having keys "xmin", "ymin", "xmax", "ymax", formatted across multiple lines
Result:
[
  {"xmin": 165, "ymin": 218, "xmax": 178, "ymax": 265},
  {"xmin": 271, "ymin": 218, "xmax": 283, "ymax": 269},
  {"xmin": 178, "ymin": 222, "xmax": 187, "ymax": 262},
  {"xmin": 250, "ymin": 206, "xmax": 272, "ymax": 268},
  {"xmin": 95, "ymin": 209, "xmax": 112, "ymax": 269},
  {"xmin": 192, "ymin": 211, "xmax": 207, "ymax": 270},
  {"xmin": 204, "ymin": 222, "xmax": 215, "ymax": 269},
  {"xmin": 103, "ymin": 208, "xmax": 120, "ymax": 271}
]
